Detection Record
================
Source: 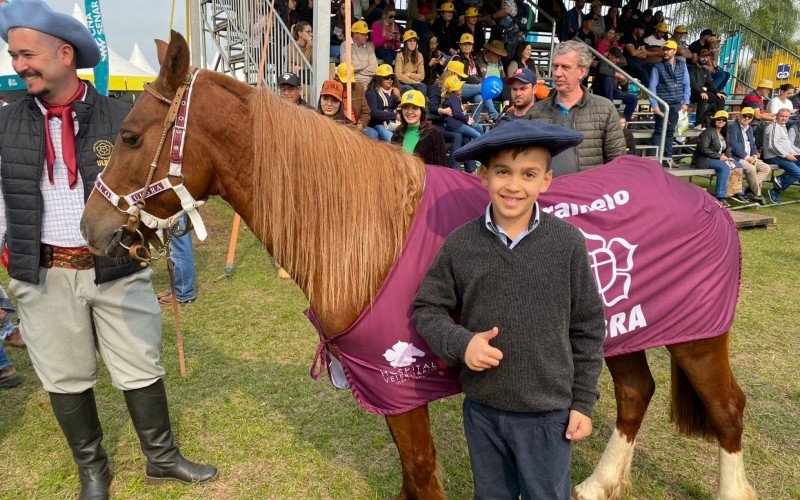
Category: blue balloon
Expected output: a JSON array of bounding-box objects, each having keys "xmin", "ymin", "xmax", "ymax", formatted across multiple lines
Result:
[{"xmin": 481, "ymin": 76, "xmax": 504, "ymax": 100}]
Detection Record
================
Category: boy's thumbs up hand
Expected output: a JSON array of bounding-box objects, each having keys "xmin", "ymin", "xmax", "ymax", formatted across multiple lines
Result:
[{"xmin": 465, "ymin": 327, "xmax": 504, "ymax": 371}]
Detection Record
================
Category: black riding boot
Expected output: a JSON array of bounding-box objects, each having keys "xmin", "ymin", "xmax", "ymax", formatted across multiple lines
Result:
[
  {"xmin": 49, "ymin": 390, "xmax": 113, "ymax": 500},
  {"xmin": 123, "ymin": 379, "xmax": 218, "ymax": 485}
]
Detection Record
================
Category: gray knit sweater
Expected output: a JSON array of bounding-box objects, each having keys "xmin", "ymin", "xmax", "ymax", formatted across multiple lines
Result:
[{"xmin": 412, "ymin": 213, "xmax": 605, "ymax": 417}]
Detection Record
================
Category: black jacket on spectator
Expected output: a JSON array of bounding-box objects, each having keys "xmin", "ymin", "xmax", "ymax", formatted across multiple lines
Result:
[
  {"xmin": 688, "ymin": 62, "xmax": 723, "ymax": 126},
  {"xmin": 391, "ymin": 124, "xmax": 448, "ymax": 166},
  {"xmin": 431, "ymin": 17, "xmax": 461, "ymax": 55},
  {"xmin": 365, "ymin": 87, "xmax": 401, "ymax": 126},
  {"xmin": 688, "ymin": 62, "xmax": 720, "ymax": 95},
  {"xmin": 692, "ymin": 127, "xmax": 731, "ymax": 169},
  {"xmin": 0, "ymin": 83, "xmax": 141, "ymax": 285}
]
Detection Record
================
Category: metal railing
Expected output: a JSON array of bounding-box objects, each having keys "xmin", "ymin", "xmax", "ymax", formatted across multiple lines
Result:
[
  {"xmin": 199, "ymin": 0, "xmax": 314, "ymax": 99},
  {"xmin": 561, "ymin": 0, "xmax": 800, "ymax": 97},
  {"xmin": 577, "ymin": 40, "xmax": 670, "ymax": 162}
]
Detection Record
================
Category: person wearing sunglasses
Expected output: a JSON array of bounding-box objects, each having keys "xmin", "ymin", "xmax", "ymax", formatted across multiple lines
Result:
[
  {"xmin": 726, "ymin": 107, "xmax": 770, "ymax": 204},
  {"xmin": 691, "ymin": 110, "xmax": 741, "ymax": 207},
  {"xmin": 371, "ymin": 7, "xmax": 402, "ymax": 64}
]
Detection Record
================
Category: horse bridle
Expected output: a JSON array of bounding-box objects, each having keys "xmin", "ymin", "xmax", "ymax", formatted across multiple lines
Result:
[{"xmin": 93, "ymin": 68, "xmax": 208, "ymax": 265}]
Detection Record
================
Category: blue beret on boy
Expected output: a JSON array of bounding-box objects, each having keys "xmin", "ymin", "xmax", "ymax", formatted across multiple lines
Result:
[
  {"xmin": 453, "ymin": 120, "xmax": 584, "ymax": 162},
  {"xmin": 0, "ymin": 0, "xmax": 101, "ymax": 69}
]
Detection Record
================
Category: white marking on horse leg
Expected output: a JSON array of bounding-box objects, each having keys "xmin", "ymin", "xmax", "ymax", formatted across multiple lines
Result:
[
  {"xmin": 717, "ymin": 448, "xmax": 757, "ymax": 500},
  {"xmin": 573, "ymin": 428, "xmax": 635, "ymax": 500}
]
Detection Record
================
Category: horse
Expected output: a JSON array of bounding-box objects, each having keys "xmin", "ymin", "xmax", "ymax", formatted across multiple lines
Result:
[{"xmin": 80, "ymin": 32, "xmax": 757, "ymax": 499}]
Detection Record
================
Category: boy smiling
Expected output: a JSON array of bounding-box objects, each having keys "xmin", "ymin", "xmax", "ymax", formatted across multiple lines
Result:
[{"xmin": 413, "ymin": 121, "xmax": 605, "ymax": 499}]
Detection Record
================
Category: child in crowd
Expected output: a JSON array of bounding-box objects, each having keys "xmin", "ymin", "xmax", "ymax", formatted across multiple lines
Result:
[
  {"xmin": 442, "ymin": 75, "xmax": 482, "ymax": 169},
  {"xmin": 413, "ymin": 120, "xmax": 606, "ymax": 499}
]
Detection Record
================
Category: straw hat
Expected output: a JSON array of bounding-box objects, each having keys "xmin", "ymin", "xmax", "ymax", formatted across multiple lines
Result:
[{"xmin": 757, "ymin": 79, "xmax": 774, "ymax": 89}]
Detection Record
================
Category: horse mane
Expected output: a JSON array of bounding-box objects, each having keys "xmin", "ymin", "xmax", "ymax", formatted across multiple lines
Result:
[{"xmin": 250, "ymin": 89, "xmax": 426, "ymax": 318}]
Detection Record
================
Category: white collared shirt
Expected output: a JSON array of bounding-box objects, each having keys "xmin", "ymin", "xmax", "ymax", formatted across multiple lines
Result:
[
  {"xmin": 0, "ymin": 84, "xmax": 89, "ymax": 248},
  {"xmin": 484, "ymin": 202, "xmax": 541, "ymax": 249}
]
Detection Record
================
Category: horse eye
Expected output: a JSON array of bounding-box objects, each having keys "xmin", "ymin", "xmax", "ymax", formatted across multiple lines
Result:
[{"xmin": 121, "ymin": 134, "xmax": 140, "ymax": 146}]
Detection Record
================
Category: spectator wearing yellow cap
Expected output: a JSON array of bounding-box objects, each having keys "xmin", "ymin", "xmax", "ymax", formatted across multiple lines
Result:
[
  {"xmin": 458, "ymin": 6, "xmax": 486, "ymax": 53},
  {"xmin": 371, "ymin": 7, "xmax": 402, "ymax": 64},
  {"xmin": 643, "ymin": 21, "xmax": 669, "ymax": 48},
  {"xmin": 392, "ymin": 90, "xmax": 447, "ymax": 166},
  {"xmin": 670, "ymin": 25, "xmax": 692, "ymax": 62},
  {"xmin": 395, "ymin": 30, "xmax": 427, "ymax": 96},
  {"xmin": 727, "ymin": 107, "xmax": 770, "ymax": 204},
  {"xmin": 562, "ymin": 0, "xmax": 585, "ymax": 40},
  {"xmin": 691, "ymin": 110, "xmax": 741, "ymax": 207},
  {"xmin": 431, "ymin": 2, "xmax": 460, "ymax": 55},
  {"xmin": 339, "ymin": 20, "xmax": 377, "ymax": 87},
  {"xmin": 442, "ymin": 75, "xmax": 484, "ymax": 172},
  {"xmin": 366, "ymin": 64, "xmax": 402, "ymax": 141},
  {"xmin": 453, "ymin": 33, "xmax": 500, "ymax": 120},
  {"xmin": 741, "ymin": 79, "xmax": 776, "ymax": 122},
  {"xmin": 428, "ymin": 60, "xmax": 484, "ymax": 169},
  {"xmin": 648, "ymin": 39, "xmax": 690, "ymax": 159},
  {"xmin": 334, "ymin": 62, "xmax": 378, "ymax": 138}
]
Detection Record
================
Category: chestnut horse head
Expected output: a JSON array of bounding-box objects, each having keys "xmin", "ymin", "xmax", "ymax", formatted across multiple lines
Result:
[{"xmin": 81, "ymin": 31, "xmax": 254, "ymax": 259}]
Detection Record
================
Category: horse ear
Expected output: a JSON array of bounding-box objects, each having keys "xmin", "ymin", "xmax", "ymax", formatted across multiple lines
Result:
[
  {"xmin": 155, "ymin": 30, "xmax": 190, "ymax": 93},
  {"xmin": 155, "ymin": 38, "xmax": 168, "ymax": 67}
]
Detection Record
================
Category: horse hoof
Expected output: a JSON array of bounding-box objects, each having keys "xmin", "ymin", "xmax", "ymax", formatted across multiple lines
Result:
[{"xmin": 573, "ymin": 478, "xmax": 622, "ymax": 500}]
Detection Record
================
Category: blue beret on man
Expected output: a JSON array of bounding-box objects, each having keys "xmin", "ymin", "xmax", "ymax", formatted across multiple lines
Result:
[
  {"xmin": 453, "ymin": 120, "xmax": 584, "ymax": 162},
  {"xmin": 0, "ymin": 0, "xmax": 101, "ymax": 69}
]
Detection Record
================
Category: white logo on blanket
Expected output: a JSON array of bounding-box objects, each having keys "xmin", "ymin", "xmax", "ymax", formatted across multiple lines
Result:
[
  {"xmin": 582, "ymin": 230, "xmax": 637, "ymax": 307},
  {"xmin": 383, "ymin": 341, "xmax": 426, "ymax": 368}
]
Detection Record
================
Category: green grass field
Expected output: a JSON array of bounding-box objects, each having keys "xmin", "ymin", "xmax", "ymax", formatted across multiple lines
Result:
[{"xmin": 1, "ymin": 188, "xmax": 799, "ymax": 499}]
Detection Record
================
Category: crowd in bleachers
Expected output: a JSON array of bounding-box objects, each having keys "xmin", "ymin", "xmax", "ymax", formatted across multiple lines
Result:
[{"xmin": 269, "ymin": 0, "xmax": 799, "ymax": 204}]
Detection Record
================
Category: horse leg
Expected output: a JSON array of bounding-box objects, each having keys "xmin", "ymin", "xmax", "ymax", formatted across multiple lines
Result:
[
  {"xmin": 574, "ymin": 351, "xmax": 655, "ymax": 500},
  {"xmin": 385, "ymin": 404, "xmax": 444, "ymax": 500},
  {"xmin": 667, "ymin": 333, "xmax": 756, "ymax": 500}
]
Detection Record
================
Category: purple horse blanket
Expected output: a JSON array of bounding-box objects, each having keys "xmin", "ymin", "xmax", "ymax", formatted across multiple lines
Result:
[{"xmin": 309, "ymin": 157, "xmax": 741, "ymax": 415}]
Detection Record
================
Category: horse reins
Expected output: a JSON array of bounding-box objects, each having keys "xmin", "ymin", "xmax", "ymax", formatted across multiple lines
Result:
[{"xmin": 93, "ymin": 68, "xmax": 208, "ymax": 266}]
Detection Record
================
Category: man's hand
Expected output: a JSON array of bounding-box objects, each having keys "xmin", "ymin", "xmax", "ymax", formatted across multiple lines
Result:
[
  {"xmin": 717, "ymin": 93, "xmax": 727, "ymax": 100},
  {"xmin": 787, "ymin": 154, "xmax": 797, "ymax": 161},
  {"xmin": 681, "ymin": 103, "xmax": 689, "ymax": 112},
  {"xmin": 464, "ymin": 327, "xmax": 503, "ymax": 371},
  {"xmin": 566, "ymin": 410, "xmax": 593, "ymax": 441},
  {"xmin": 700, "ymin": 92, "xmax": 708, "ymax": 100},
  {"xmin": 653, "ymin": 107, "xmax": 663, "ymax": 116},
  {"xmin": 720, "ymin": 154, "xmax": 729, "ymax": 161}
]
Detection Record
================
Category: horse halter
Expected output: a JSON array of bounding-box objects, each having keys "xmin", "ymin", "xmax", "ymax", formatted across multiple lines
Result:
[{"xmin": 93, "ymin": 68, "xmax": 208, "ymax": 264}]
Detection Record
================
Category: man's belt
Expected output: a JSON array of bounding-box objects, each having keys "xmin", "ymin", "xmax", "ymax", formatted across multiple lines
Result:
[{"xmin": 40, "ymin": 244, "xmax": 95, "ymax": 270}]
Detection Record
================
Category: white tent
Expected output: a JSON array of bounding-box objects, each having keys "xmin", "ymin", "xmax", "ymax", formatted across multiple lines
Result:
[
  {"xmin": 0, "ymin": 4, "xmax": 156, "ymax": 92},
  {"xmin": 129, "ymin": 43, "xmax": 157, "ymax": 76},
  {"xmin": 72, "ymin": 4, "xmax": 156, "ymax": 78}
]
